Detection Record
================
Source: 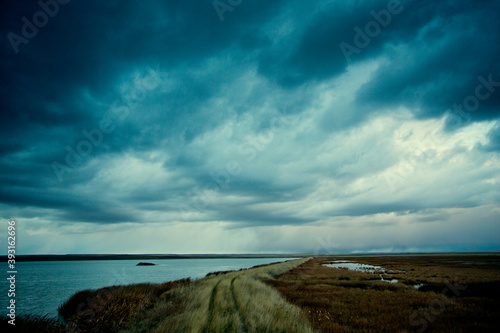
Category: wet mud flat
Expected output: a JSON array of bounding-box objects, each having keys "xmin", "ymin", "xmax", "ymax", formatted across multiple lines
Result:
[{"xmin": 266, "ymin": 254, "xmax": 500, "ymax": 332}]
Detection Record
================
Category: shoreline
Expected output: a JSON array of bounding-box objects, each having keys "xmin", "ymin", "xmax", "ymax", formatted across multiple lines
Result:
[
  {"xmin": 6, "ymin": 253, "xmax": 305, "ymax": 262},
  {"xmin": 5, "ymin": 251, "xmax": 500, "ymax": 262}
]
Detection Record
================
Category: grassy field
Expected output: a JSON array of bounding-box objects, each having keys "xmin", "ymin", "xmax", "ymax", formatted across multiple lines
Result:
[
  {"xmin": 124, "ymin": 257, "xmax": 316, "ymax": 332},
  {"xmin": 266, "ymin": 255, "xmax": 500, "ymax": 332}
]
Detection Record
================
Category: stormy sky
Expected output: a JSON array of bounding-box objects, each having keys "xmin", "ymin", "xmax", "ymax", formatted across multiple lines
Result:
[{"xmin": 1, "ymin": 0, "xmax": 499, "ymax": 254}]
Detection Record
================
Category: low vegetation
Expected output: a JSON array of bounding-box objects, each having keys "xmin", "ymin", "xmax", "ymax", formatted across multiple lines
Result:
[
  {"xmin": 266, "ymin": 255, "xmax": 500, "ymax": 332},
  {"xmin": 59, "ymin": 278, "xmax": 190, "ymax": 332}
]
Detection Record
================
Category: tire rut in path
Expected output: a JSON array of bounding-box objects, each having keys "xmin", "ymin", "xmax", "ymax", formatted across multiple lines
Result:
[
  {"xmin": 205, "ymin": 280, "xmax": 221, "ymax": 333},
  {"xmin": 230, "ymin": 277, "xmax": 248, "ymax": 333}
]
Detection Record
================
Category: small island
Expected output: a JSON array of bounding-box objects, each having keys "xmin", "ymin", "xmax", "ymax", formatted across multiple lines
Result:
[{"xmin": 136, "ymin": 262, "xmax": 155, "ymax": 266}]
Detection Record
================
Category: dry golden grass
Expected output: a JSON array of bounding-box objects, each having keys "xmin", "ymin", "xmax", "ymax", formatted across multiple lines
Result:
[
  {"xmin": 132, "ymin": 257, "xmax": 316, "ymax": 332},
  {"xmin": 208, "ymin": 277, "xmax": 240, "ymax": 332},
  {"xmin": 232, "ymin": 274, "xmax": 316, "ymax": 333},
  {"xmin": 266, "ymin": 255, "xmax": 500, "ymax": 333},
  {"xmin": 58, "ymin": 278, "xmax": 190, "ymax": 332}
]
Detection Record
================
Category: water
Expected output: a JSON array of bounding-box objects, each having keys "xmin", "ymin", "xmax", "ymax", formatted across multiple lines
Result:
[
  {"xmin": 1, "ymin": 257, "xmax": 295, "ymax": 318},
  {"xmin": 323, "ymin": 260, "xmax": 399, "ymax": 284},
  {"xmin": 323, "ymin": 260, "xmax": 385, "ymax": 273},
  {"xmin": 379, "ymin": 274, "xmax": 398, "ymax": 284}
]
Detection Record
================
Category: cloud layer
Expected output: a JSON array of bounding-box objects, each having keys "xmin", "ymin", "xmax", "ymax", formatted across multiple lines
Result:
[{"xmin": 1, "ymin": 0, "xmax": 499, "ymax": 253}]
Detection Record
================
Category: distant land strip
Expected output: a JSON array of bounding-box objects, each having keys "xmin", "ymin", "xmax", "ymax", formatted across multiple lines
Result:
[
  {"xmin": 4, "ymin": 251, "xmax": 500, "ymax": 262},
  {"xmin": 7, "ymin": 253, "xmax": 307, "ymax": 262}
]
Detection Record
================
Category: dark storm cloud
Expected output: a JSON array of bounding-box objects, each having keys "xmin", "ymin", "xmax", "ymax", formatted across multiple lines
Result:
[
  {"xmin": 355, "ymin": 0, "xmax": 500, "ymax": 121},
  {"xmin": 256, "ymin": 0, "xmax": 500, "ymax": 121},
  {"xmin": 482, "ymin": 124, "xmax": 500, "ymax": 151},
  {"xmin": 0, "ymin": 0, "xmax": 283, "ymax": 218},
  {"xmin": 1, "ymin": 0, "xmax": 499, "ymax": 232},
  {"xmin": 257, "ymin": 0, "xmax": 399, "ymax": 87},
  {"xmin": 215, "ymin": 207, "xmax": 314, "ymax": 227}
]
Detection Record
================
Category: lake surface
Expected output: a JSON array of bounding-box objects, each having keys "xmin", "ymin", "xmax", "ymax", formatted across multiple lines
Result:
[
  {"xmin": 323, "ymin": 260, "xmax": 399, "ymax": 284},
  {"xmin": 323, "ymin": 260, "xmax": 384, "ymax": 273},
  {"xmin": 1, "ymin": 258, "xmax": 295, "ymax": 318}
]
